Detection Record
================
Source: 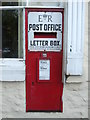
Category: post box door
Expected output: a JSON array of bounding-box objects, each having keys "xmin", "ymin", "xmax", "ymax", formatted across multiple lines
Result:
[{"xmin": 25, "ymin": 8, "xmax": 64, "ymax": 112}]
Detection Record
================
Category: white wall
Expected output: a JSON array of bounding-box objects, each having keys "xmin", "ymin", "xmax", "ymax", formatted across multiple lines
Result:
[
  {"xmin": 66, "ymin": 0, "xmax": 85, "ymax": 75},
  {"xmin": 0, "ymin": 59, "xmax": 25, "ymax": 81}
]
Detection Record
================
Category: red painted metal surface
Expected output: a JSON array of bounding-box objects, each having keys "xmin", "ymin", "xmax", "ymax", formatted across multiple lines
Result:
[{"xmin": 25, "ymin": 8, "xmax": 64, "ymax": 112}]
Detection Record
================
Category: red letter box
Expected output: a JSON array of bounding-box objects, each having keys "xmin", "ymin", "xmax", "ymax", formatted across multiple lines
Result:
[{"xmin": 25, "ymin": 8, "xmax": 64, "ymax": 112}]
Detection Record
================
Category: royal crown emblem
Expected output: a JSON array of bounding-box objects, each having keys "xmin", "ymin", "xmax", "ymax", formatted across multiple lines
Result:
[{"xmin": 43, "ymin": 14, "xmax": 47, "ymax": 20}]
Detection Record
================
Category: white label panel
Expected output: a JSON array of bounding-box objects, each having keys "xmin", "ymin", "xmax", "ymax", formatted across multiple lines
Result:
[
  {"xmin": 28, "ymin": 12, "xmax": 62, "ymax": 51},
  {"xmin": 39, "ymin": 60, "xmax": 50, "ymax": 80}
]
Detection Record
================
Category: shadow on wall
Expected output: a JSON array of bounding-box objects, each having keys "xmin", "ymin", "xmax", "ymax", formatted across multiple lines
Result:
[{"xmin": 0, "ymin": 49, "xmax": 2, "ymax": 58}]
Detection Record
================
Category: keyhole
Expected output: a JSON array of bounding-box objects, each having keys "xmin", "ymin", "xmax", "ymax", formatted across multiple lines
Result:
[{"xmin": 32, "ymin": 82, "xmax": 34, "ymax": 85}]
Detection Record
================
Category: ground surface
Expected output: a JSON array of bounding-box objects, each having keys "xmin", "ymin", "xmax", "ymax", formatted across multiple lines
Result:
[
  {"xmin": 0, "ymin": 2, "xmax": 89, "ymax": 119},
  {"xmin": 0, "ymin": 80, "xmax": 88, "ymax": 118}
]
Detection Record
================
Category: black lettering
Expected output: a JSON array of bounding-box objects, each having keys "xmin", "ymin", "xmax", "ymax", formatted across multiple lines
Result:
[
  {"xmin": 33, "ymin": 41, "xmax": 36, "ymax": 46},
  {"xmin": 29, "ymin": 24, "xmax": 62, "ymax": 32},
  {"xmin": 40, "ymin": 41, "xmax": 42, "ymax": 46},
  {"xmin": 44, "ymin": 24, "xmax": 47, "ymax": 31},
  {"xmin": 59, "ymin": 24, "xmax": 62, "ymax": 32},
  {"xmin": 36, "ymin": 24, "xmax": 39, "ymax": 31},
  {"xmin": 40, "ymin": 24, "xmax": 43, "ymax": 30},
  {"xmin": 42, "ymin": 41, "xmax": 44, "ymax": 46},
  {"xmin": 54, "ymin": 41, "xmax": 57, "ymax": 46},
  {"xmin": 55, "ymin": 24, "xmax": 58, "ymax": 31},
  {"xmin": 53, "ymin": 24, "xmax": 56, "ymax": 31},
  {"xmin": 48, "ymin": 15, "xmax": 52, "ymax": 22},
  {"xmin": 48, "ymin": 24, "xmax": 51, "ymax": 31},
  {"xmin": 37, "ymin": 41, "xmax": 39, "ymax": 46},
  {"xmin": 45, "ymin": 41, "xmax": 48, "ymax": 46},
  {"xmin": 32, "ymin": 24, "xmax": 36, "ymax": 30},
  {"xmin": 50, "ymin": 41, "xmax": 53, "ymax": 46},
  {"xmin": 30, "ymin": 41, "xmax": 33, "ymax": 46},
  {"xmin": 29, "ymin": 24, "xmax": 32, "ymax": 31},
  {"xmin": 51, "ymin": 24, "xmax": 54, "ymax": 31},
  {"xmin": 57, "ymin": 41, "xmax": 60, "ymax": 45},
  {"xmin": 39, "ymin": 15, "xmax": 43, "ymax": 22}
]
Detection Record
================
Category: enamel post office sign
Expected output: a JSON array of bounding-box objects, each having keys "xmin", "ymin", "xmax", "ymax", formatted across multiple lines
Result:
[
  {"xmin": 28, "ymin": 12, "xmax": 62, "ymax": 51},
  {"xmin": 26, "ymin": 8, "xmax": 64, "ymax": 112}
]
